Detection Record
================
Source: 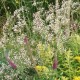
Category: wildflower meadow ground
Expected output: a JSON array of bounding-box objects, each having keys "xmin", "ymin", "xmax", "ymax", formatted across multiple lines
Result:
[{"xmin": 0, "ymin": 0, "xmax": 80, "ymax": 80}]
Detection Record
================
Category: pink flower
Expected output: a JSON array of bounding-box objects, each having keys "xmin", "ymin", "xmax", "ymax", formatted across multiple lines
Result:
[
  {"xmin": 52, "ymin": 57, "xmax": 58, "ymax": 69},
  {"xmin": 6, "ymin": 56, "xmax": 17, "ymax": 69},
  {"xmin": 24, "ymin": 36, "xmax": 28, "ymax": 44}
]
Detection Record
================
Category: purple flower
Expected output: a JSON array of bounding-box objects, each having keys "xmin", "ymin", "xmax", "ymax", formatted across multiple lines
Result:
[
  {"xmin": 24, "ymin": 36, "xmax": 28, "ymax": 44},
  {"xmin": 52, "ymin": 57, "xmax": 58, "ymax": 69},
  {"xmin": 6, "ymin": 56, "xmax": 17, "ymax": 69}
]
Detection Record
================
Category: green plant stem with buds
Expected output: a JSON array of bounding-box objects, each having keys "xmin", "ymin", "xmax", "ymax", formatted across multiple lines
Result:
[{"xmin": 24, "ymin": 40, "xmax": 36, "ymax": 66}]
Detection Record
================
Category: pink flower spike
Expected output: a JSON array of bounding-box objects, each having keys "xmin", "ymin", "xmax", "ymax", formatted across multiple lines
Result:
[
  {"xmin": 6, "ymin": 57, "xmax": 17, "ymax": 69},
  {"xmin": 24, "ymin": 36, "xmax": 28, "ymax": 44},
  {"xmin": 52, "ymin": 57, "xmax": 58, "ymax": 70}
]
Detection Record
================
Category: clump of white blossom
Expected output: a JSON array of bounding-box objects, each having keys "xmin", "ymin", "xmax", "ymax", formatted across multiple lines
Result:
[
  {"xmin": 32, "ymin": 0, "xmax": 72, "ymax": 53},
  {"xmin": 0, "ymin": 6, "xmax": 33, "ymax": 75},
  {"xmin": 12, "ymin": 7, "xmax": 26, "ymax": 33},
  {"xmin": 0, "ymin": 0, "xmax": 79, "ymax": 79}
]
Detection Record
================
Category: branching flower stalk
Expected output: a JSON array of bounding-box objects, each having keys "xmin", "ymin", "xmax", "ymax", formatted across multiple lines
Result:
[
  {"xmin": 63, "ymin": 0, "xmax": 72, "ymax": 79},
  {"xmin": 53, "ymin": 0, "xmax": 72, "ymax": 78},
  {"xmin": 52, "ymin": 0, "xmax": 60, "ymax": 79},
  {"xmin": 24, "ymin": 36, "xmax": 36, "ymax": 66}
]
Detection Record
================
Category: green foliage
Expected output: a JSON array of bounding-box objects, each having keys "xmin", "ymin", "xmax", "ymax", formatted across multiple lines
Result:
[
  {"xmin": 65, "ymin": 34, "xmax": 80, "ymax": 55},
  {"xmin": 0, "ymin": 0, "xmax": 80, "ymax": 80}
]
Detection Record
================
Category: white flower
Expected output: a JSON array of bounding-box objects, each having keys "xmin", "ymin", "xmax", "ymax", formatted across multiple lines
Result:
[
  {"xmin": 13, "ymin": 6, "xmax": 24, "ymax": 16},
  {"xmin": 32, "ymin": 1, "xmax": 37, "ymax": 6},
  {"xmin": 33, "ymin": 11, "xmax": 44, "ymax": 33},
  {"xmin": 21, "ymin": 20, "xmax": 26, "ymax": 26}
]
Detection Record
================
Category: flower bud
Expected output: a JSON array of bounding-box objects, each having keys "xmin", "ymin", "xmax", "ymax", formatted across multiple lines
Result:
[
  {"xmin": 6, "ymin": 56, "xmax": 17, "ymax": 69},
  {"xmin": 52, "ymin": 57, "xmax": 58, "ymax": 69},
  {"xmin": 24, "ymin": 36, "xmax": 28, "ymax": 44}
]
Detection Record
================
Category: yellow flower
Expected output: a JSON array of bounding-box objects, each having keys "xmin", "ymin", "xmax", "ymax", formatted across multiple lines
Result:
[
  {"xmin": 73, "ymin": 76, "xmax": 80, "ymax": 80},
  {"xmin": 35, "ymin": 66, "xmax": 42, "ymax": 72},
  {"xmin": 74, "ymin": 56, "xmax": 80, "ymax": 62},
  {"xmin": 41, "ymin": 66, "xmax": 49, "ymax": 71},
  {"xmin": 35, "ymin": 66, "xmax": 48, "ymax": 72},
  {"xmin": 61, "ymin": 76, "xmax": 68, "ymax": 80},
  {"xmin": 15, "ymin": 0, "xmax": 20, "ymax": 4},
  {"xmin": 35, "ymin": 65, "xmax": 49, "ymax": 75}
]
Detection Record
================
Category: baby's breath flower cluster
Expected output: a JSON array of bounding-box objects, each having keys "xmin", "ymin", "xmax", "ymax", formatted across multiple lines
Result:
[
  {"xmin": 0, "ymin": 0, "xmax": 80, "ymax": 79},
  {"xmin": 33, "ymin": 5, "xmax": 54, "ymax": 42},
  {"xmin": 12, "ymin": 7, "xmax": 26, "ymax": 33},
  {"xmin": 33, "ymin": 11, "xmax": 45, "ymax": 33},
  {"xmin": 1, "ymin": 6, "xmax": 34, "ymax": 79}
]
